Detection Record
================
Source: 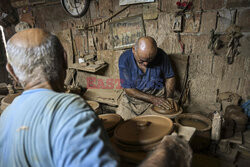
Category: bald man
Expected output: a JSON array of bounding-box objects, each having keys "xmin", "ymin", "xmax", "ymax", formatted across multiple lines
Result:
[
  {"xmin": 0, "ymin": 29, "xmax": 119, "ymax": 166},
  {"xmin": 117, "ymin": 36, "xmax": 176, "ymax": 120}
]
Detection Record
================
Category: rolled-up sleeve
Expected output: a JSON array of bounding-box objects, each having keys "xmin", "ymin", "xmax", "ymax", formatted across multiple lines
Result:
[{"xmin": 118, "ymin": 53, "xmax": 133, "ymax": 89}]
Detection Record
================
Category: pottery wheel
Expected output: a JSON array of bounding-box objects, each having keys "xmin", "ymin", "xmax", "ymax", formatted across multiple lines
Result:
[
  {"xmin": 151, "ymin": 105, "xmax": 177, "ymax": 114},
  {"xmin": 112, "ymin": 136, "xmax": 160, "ymax": 152},
  {"xmin": 98, "ymin": 114, "xmax": 123, "ymax": 132},
  {"xmin": 114, "ymin": 115, "xmax": 173, "ymax": 145},
  {"xmin": 151, "ymin": 100, "xmax": 180, "ymax": 114}
]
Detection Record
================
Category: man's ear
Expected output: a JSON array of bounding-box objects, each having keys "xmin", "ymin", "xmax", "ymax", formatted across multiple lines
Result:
[
  {"xmin": 63, "ymin": 50, "xmax": 68, "ymax": 69},
  {"xmin": 132, "ymin": 46, "xmax": 136, "ymax": 56},
  {"xmin": 6, "ymin": 63, "xmax": 19, "ymax": 82}
]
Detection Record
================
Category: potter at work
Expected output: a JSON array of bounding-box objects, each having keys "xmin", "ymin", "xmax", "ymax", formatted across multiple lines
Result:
[
  {"xmin": 117, "ymin": 36, "xmax": 176, "ymax": 120},
  {"xmin": 0, "ymin": 28, "xmax": 191, "ymax": 167}
]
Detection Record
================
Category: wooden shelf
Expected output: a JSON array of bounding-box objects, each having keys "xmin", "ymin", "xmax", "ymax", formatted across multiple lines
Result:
[{"xmin": 69, "ymin": 63, "xmax": 107, "ymax": 73}]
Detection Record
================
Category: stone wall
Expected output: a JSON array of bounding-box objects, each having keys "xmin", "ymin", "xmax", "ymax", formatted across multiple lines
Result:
[{"xmin": 21, "ymin": 0, "xmax": 250, "ymax": 113}]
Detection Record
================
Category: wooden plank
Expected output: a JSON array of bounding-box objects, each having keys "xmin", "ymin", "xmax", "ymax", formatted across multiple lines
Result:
[
  {"xmin": 119, "ymin": 0, "xmax": 154, "ymax": 6},
  {"xmin": 54, "ymin": 29, "xmax": 74, "ymax": 68},
  {"xmin": 64, "ymin": 69, "xmax": 76, "ymax": 85},
  {"xmin": 70, "ymin": 63, "xmax": 107, "ymax": 73}
]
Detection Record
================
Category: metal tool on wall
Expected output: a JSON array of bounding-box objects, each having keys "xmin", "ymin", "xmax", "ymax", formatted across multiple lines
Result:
[
  {"xmin": 226, "ymin": 29, "xmax": 242, "ymax": 64},
  {"xmin": 172, "ymin": 16, "xmax": 183, "ymax": 32},
  {"xmin": 224, "ymin": 9, "xmax": 242, "ymax": 65},
  {"xmin": 178, "ymin": 52, "xmax": 191, "ymax": 107},
  {"xmin": 177, "ymin": 32, "xmax": 185, "ymax": 54},
  {"xmin": 173, "ymin": 1, "xmax": 193, "ymax": 54},
  {"xmin": 173, "ymin": 18, "xmax": 184, "ymax": 54},
  {"xmin": 208, "ymin": 29, "xmax": 223, "ymax": 55}
]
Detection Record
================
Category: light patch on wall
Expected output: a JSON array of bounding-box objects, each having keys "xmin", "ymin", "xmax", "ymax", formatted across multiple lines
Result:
[
  {"xmin": 119, "ymin": 0, "xmax": 154, "ymax": 6},
  {"xmin": 0, "ymin": 26, "xmax": 8, "ymax": 59}
]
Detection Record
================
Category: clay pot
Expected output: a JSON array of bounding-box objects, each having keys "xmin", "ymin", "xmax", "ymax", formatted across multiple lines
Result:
[
  {"xmin": 175, "ymin": 113, "xmax": 212, "ymax": 151},
  {"xmin": 98, "ymin": 113, "xmax": 123, "ymax": 137},
  {"xmin": 86, "ymin": 100, "xmax": 101, "ymax": 114},
  {"xmin": 111, "ymin": 115, "xmax": 173, "ymax": 165},
  {"xmin": 222, "ymin": 105, "xmax": 248, "ymax": 138}
]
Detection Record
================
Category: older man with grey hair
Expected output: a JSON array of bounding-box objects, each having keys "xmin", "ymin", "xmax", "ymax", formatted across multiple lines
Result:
[{"xmin": 0, "ymin": 28, "xmax": 119, "ymax": 167}]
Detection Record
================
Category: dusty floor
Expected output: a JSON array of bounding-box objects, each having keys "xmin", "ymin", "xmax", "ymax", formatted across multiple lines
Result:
[
  {"xmin": 192, "ymin": 130, "xmax": 250, "ymax": 167},
  {"xmin": 192, "ymin": 151, "xmax": 250, "ymax": 167}
]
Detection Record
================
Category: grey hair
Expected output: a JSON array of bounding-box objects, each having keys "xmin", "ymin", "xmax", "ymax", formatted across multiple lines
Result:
[
  {"xmin": 134, "ymin": 36, "xmax": 157, "ymax": 52},
  {"xmin": 139, "ymin": 135, "xmax": 192, "ymax": 167},
  {"xmin": 6, "ymin": 34, "xmax": 64, "ymax": 87}
]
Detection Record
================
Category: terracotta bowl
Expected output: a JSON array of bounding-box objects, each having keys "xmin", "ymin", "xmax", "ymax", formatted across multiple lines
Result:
[
  {"xmin": 175, "ymin": 113, "xmax": 212, "ymax": 151},
  {"xmin": 175, "ymin": 113, "xmax": 212, "ymax": 132}
]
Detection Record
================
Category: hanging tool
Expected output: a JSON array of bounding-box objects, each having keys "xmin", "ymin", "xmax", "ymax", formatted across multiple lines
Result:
[
  {"xmin": 178, "ymin": 50, "xmax": 191, "ymax": 106},
  {"xmin": 181, "ymin": 80, "xmax": 190, "ymax": 105},
  {"xmin": 172, "ymin": 15, "xmax": 183, "ymax": 32},
  {"xmin": 226, "ymin": 31, "xmax": 242, "ymax": 64},
  {"xmin": 225, "ymin": 25, "xmax": 242, "ymax": 64},
  {"xmin": 173, "ymin": 1, "xmax": 193, "ymax": 54},
  {"xmin": 208, "ymin": 29, "xmax": 222, "ymax": 55},
  {"xmin": 177, "ymin": 32, "xmax": 185, "ymax": 54}
]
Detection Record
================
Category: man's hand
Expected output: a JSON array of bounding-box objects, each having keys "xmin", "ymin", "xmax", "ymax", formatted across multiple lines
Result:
[
  {"xmin": 125, "ymin": 89, "xmax": 178, "ymax": 111},
  {"xmin": 139, "ymin": 135, "xmax": 192, "ymax": 167},
  {"xmin": 151, "ymin": 97, "xmax": 174, "ymax": 110}
]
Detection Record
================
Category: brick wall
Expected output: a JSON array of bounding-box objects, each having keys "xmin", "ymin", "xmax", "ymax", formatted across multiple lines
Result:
[{"xmin": 30, "ymin": 0, "xmax": 250, "ymax": 114}]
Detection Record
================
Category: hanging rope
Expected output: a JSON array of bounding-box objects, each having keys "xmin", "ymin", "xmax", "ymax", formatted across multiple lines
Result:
[{"xmin": 84, "ymin": 5, "xmax": 131, "ymax": 30}]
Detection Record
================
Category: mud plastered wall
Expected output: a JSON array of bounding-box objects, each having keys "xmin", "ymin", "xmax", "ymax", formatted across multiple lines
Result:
[
  {"xmin": 29, "ymin": 0, "xmax": 249, "ymax": 113},
  {"xmin": 0, "ymin": 0, "xmax": 17, "ymax": 83}
]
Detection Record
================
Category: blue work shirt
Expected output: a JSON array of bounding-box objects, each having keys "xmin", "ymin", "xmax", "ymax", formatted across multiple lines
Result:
[
  {"xmin": 119, "ymin": 48, "xmax": 174, "ymax": 92},
  {"xmin": 0, "ymin": 89, "xmax": 119, "ymax": 167}
]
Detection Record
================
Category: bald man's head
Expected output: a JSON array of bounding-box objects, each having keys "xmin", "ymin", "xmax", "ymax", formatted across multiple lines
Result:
[
  {"xmin": 9, "ymin": 28, "xmax": 50, "ymax": 48},
  {"xmin": 133, "ymin": 36, "xmax": 158, "ymax": 68},
  {"xmin": 134, "ymin": 36, "xmax": 157, "ymax": 52},
  {"xmin": 6, "ymin": 28, "xmax": 66, "ymax": 88}
]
